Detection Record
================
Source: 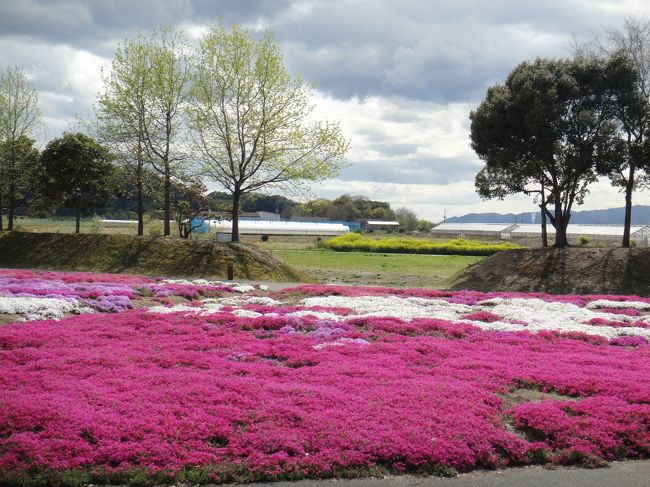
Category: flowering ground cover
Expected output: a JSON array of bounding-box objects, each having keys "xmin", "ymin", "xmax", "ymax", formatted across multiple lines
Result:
[{"xmin": 0, "ymin": 270, "xmax": 648, "ymax": 486}]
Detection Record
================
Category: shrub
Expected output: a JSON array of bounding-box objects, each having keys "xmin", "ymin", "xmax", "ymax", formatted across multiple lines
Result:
[
  {"xmin": 260, "ymin": 235, "xmax": 269, "ymax": 242},
  {"xmin": 90, "ymin": 215, "xmax": 104, "ymax": 234},
  {"xmin": 579, "ymin": 235, "xmax": 589, "ymax": 245},
  {"xmin": 322, "ymin": 233, "xmax": 519, "ymax": 256},
  {"xmin": 148, "ymin": 220, "xmax": 163, "ymax": 236}
]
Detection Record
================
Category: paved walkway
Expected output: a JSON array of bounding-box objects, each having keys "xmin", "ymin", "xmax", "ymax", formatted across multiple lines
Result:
[{"xmin": 218, "ymin": 461, "xmax": 650, "ymax": 487}]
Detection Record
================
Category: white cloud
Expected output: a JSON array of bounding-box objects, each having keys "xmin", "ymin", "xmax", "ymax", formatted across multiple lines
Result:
[{"xmin": 307, "ymin": 91, "xmax": 650, "ymax": 220}]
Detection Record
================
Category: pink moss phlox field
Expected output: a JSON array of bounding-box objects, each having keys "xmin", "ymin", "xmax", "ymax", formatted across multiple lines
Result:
[
  {"xmin": 0, "ymin": 269, "xmax": 238, "ymax": 317},
  {"xmin": 2, "ymin": 306, "xmax": 649, "ymax": 480},
  {"xmin": 0, "ymin": 269, "xmax": 154, "ymax": 286},
  {"xmin": 585, "ymin": 317, "xmax": 650, "ymax": 330},
  {"xmin": 461, "ymin": 311, "xmax": 502, "ymax": 323},
  {"xmin": 1, "ymin": 273, "xmax": 649, "ymax": 482},
  {"xmin": 511, "ymin": 397, "xmax": 650, "ymax": 463},
  {"xmin": 142, "ymin": 283, "xmax": 236, "ymax": 298}
]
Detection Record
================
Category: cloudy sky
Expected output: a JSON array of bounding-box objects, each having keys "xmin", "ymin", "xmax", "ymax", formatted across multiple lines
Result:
[{"xmin": 2, "ymin": 0, "xmax": 650, "ymax": 221}]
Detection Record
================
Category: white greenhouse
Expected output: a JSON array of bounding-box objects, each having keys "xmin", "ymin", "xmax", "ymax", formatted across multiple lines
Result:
[
  {"xmin": 431, "ymin": 222, "xmax": 518, "ymax": 240},
  {"xmin": 204, "ymin": 219, "xmax": 350, "ymax": 237},
  {"xmin": 510, "ymin": 224, "xmax": 650, "ymax": 246}
]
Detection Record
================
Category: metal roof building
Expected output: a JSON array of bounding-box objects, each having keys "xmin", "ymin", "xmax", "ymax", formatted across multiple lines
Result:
[
  {"xmin": 362, "ymin": 220, "xmax": 400, "ymax": 231},
  {"xmin": 510, "ymin": 224, "xmax": 650, "ymax": 245},
  {"xmin": 203, "ymin": 219, "xmax": 350, "ymax": 237},
  {"xmin": 431, "ymin": 222, "xmax": 518, "ymax": 240}
]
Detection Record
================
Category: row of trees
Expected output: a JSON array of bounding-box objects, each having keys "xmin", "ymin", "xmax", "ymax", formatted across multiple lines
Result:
[
  {"xmin": 289, "ymin": 194, "xmax": 432, "ymax": 231},
  {"xmin": 94, "ymin": 25, "xmax": 349, "ymax": 242},
  {"xmin": 471, "ymin": 18, "xmax": 650, "ymax": 248},
  {"xmin": 1, "ymin": 25, "xmax": 349, "ymax": 242}
]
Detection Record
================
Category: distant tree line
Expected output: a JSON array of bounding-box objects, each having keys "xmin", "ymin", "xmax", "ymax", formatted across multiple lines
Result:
[
  {"xmin": 90, "ymin": 191, "xmax": 433, "ymax": 233},
  {"xmin": 1, "ymin": 24, "xmax": 349, "ymax": 242},
  {"xmin": 471, "ymin": 17, "xmax": 650, "ymax": 248}
]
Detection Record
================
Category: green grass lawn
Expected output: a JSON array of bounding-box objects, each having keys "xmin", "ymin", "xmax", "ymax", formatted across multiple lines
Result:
[{"xmin": 272, "ymin": 249, "xmax": 483, "ymax": 288}]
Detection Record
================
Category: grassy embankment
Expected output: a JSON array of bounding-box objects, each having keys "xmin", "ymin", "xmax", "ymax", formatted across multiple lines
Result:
[
  {"xmin": 0, "ymin": 232, "xmax": 308, "ymax": 282},
  {"xmin": 4, "ymin": 220, "xmax": 489, "ymax": 288}
]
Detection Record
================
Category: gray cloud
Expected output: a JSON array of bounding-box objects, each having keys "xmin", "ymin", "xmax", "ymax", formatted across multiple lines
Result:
[
  {"xmin": 1, "ymin": 0, "xmax": 636, "ymax": 102},
  {"xmin": 339, "ymin": 155, "xmax": 480, "ymax": 186},
  {"xmin": 2, "ymin": 0, "xmax": 650, "ymax": 218}
]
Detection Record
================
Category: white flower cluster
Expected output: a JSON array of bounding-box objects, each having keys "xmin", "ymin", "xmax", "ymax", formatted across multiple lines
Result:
[
  {"xmin": 145, "ymin": 292, "xmax": 650, "ymax": 340},
  {"xmin": 161, "ymin": 278, "xmax": 226, "ymax": 286},
  {"xmin": 586, "ymin": 299, "xmax": 650, "ymax": 310},
  {"xmin": 160, "ymin": 278, "xmax": 261, "ymax": 294},
  {"xmin": 300, "ymin": 295, "xmax": 650, "ymax": 340},
  {"xmin": 148, "ymin": 296, "xmax": 281, "ymax": 316},
  {"xmin": 0, "ymin": 296, "xmax": 94, "ymax": 321},
  {"xmin": 313, "ymin": 338, "xmax": 370, "ymax": 350}
]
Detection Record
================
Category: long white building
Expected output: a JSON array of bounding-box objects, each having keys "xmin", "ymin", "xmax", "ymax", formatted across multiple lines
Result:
[
  {"xmin": 432, "ymin": 222, "xmax": 650, "ymax": 246},
  {"xmin": 431, "ymin": 222, "xmax": 518, "ymax": 240},
  {"xmin": 204, "ymin": 219, "xmax": 350, "ymax": 237},
  {"xmin": 509, "ymin": 224, "xmax": 650, "ymax": 245}
]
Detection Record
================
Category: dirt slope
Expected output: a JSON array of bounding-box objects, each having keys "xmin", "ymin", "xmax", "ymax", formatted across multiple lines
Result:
[
  {"xmin": 450, "ymin": 247, "xmax": 650, "ymax": 296},
  {"xmin": 0, "ymin": 232, "xmax": 310, "ymax": 282}
]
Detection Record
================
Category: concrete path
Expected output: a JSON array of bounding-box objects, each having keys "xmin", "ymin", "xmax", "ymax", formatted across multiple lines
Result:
[{"xmin": 219, "ymin": 461, "xmax": 650, "ymax": 487}]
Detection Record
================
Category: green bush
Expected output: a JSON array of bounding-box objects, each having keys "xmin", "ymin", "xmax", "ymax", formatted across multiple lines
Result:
[
  {"xmin": 322, "ymin": 233, "xmax": 520, "ymax": 256},
  {"xmin": 579, "ymin": 235, "xmax": 589, "ymax": 245},
  {"xmin": 90, "ymin": 215, "xmax": 104, "ymax": 234},
  {"xmin": 148, "ymin": 220, "xmax": 163, "ymax": 237}
]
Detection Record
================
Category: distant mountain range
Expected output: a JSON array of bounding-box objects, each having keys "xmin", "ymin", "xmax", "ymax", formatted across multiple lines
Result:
[{"xmin": 445, "ymin": 205, "xmax": 650, "ymax": 225}]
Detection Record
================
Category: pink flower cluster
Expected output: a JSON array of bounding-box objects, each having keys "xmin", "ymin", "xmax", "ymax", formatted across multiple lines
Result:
[
  {"xmin": 0, "ymin": 272, "xmax": 648, "ymax": 483},
  {"xmin": 0, "ymin": 269, "xmax": 237, "ymax": 316}
]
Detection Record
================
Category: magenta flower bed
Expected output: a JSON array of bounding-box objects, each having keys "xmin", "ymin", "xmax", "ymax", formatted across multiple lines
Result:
[
  {"xmin": 0, "ymin": 269, "xmax": 236, "ymax": 316},
  {"xmin": 0, "ymin": 271, "xmax": 649, "ymax": 485}
]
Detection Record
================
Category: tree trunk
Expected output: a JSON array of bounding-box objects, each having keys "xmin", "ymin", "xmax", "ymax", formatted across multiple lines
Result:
[
  {"xmin": 75, "ymin": 200, "xmax": 81, "ymax": 234},
  {"xmin": 540, "ymin": 185, "xmax": 547, "ymax": 248},
  {"xmin": 137, "ymin": 174, "xmax": 144, "ymax": 236},
  {"xmin": 553, "ymin": 197, "xmax": 568, "ymax": 248},
  {"xmin": 540, "ymin": 205, "xmax": 548, "ymax": 248},
  {"xmin": 163, "ymin": 163, "xmax": 171, "ymax": 236},
  {"xmin": 622, "ymin": 164, "xmax": 635, "ymax": 248},
  {"xmin": 7, "ymin": 183, "xmax": 15, "ymax": 231},
  {"xmin": 231, "ymin": 189, "xmax": 241, "ymax": 243}
]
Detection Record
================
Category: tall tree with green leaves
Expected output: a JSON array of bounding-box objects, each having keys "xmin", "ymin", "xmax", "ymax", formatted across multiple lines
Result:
[
  {"xmin": 470, "ymin": 57, "xmax": 629, "ymax": 247},
  {"xmin": 141, "ymin": 28, "xmax": 191, "ymax": 236},
  {"xmin": 572, "ymin": 17, "xmax": 650, "ymax": 247},
  {"xmin": 41, "ymin": 133, "xmax": 115, "ymax": 234},
  {"xmin": 0, "ymin": 66, "xmax": 42, "ymax": 231},
  {"xmin": 0, "ymin": 135, "xmax": 42, "ymax": 225},
  {"xmin": 97, "ymin": 28, "xmax": 191, "ymax": 237},
  {"xmin": 95, "ymin": 33, "xmax": 150, "ymax": 236},
  {"xmin": 188, "ymin": 25, "xmax": 349, "ymax": 242}
]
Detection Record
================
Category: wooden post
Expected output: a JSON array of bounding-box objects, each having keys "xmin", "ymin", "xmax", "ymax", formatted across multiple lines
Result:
[{"xmin": 227, "ymin": 263, "xmax": 234, "ymax": 280}]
